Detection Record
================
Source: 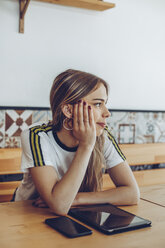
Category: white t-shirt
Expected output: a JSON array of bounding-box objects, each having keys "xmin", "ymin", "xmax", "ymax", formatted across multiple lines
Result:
[{"xmin": 15, "ymin": 123, "xmax": 126, "ymax": 201}]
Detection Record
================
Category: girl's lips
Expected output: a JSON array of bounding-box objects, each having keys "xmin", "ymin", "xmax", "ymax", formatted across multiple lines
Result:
[{"xmin": 97, "ymin": 123, "xmax": 106, "ymax": 128}]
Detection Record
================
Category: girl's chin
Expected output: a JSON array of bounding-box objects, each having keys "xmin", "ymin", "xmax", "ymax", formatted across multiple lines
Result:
[{"xmin": 96, "ymin": 128, "xmax": 104, "ymax": 137}]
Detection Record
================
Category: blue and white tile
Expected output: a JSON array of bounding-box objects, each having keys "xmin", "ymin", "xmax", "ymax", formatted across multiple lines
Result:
[
  {"xmin": 118, "ymin": 124, "xmax": 135, "ymax": 144},
  {"xmin": 47, "ymin": 110, "xmax": 52, "ymax": 122},
  {"xmin": 32, "ymin": 111, "xmax": 48, "ymax": 124}
]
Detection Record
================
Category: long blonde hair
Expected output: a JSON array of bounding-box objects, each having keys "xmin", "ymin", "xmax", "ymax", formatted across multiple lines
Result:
[{"xmin": 50, "ymin": 69, "xmax": 109, "ymax": 192}]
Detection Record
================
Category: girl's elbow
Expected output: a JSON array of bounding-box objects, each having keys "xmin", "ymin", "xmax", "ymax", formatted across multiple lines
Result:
[
  {"xmin": 50, "ymin": 200, "xmax": 70, "ymax": 216},
  {"xmin": 52, "ymin": 208, "xmax": 68, "ymax": 216},
  {"xmin": 131, "ymin": 187, "xmax": 140, "ymax": 205},
  {"xmin": 132, "ymin": 194, "xmax": 140, "ymax": 205}
]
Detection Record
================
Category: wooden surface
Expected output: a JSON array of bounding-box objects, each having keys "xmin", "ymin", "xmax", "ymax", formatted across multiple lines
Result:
[
  {"xmin": 0, "ymin": 148, "xmax": 22, "ymax": 174},
  {"xmin": 103, "ymin": 142, "xmax": 165, "ymax": 188},
  {"xmin": 1, "ymin": 143, "xmax": 165, "ymax": 169},
  {"xmin": 0, "ymin": 181, "xmax": 21, "ymax": 202},
  {"xmin": 119, "ymin": 143, "xmax": 165, "ymax": 166},
  {"xmin": 35, "ymin": 0, "xmax": 115, "ymax": 11},
  {"xmin": 0, "ymin": 148, "xmax": 22, "ymax": 202},
  {"xmin": 103, "ymin": 168, "xmax": 165, "ymax": 189},
  {"xmin": 132, "ymin": 169, "xmax": 165, "ymax": 186},
  {"xmin": 140, "ymin": 184, "xmax": 165, "ymax": 207},
  {"xmin": 0, "ymin": 199, "xmax": 165, "ymax": 248}
]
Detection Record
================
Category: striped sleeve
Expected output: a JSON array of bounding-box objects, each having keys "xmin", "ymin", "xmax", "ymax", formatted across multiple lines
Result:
[
  {"xmin": 29, "ymin": 125, "xmax": 52, "ymax": 167},
  {"xmin": 104, "ymin": 126, "xmax": 126, "ymax": 161}
]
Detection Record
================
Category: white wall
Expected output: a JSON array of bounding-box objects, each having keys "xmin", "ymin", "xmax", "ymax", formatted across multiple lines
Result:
[{"xmin": 0, "ymin": 0, "xmax": 165, "ymax": 110}]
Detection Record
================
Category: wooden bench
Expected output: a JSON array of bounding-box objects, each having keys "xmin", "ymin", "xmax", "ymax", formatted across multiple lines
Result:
[
  {"xmin": 0, "ymin": 148, "xmax": 22, "ymax": 202},
  {"xmin": 0, "ymin": 143, "xmax": 165, "ymax": 202},
  {"xmin": 103, "ymin": 143, "xmax": 165, "ymax": 190}
]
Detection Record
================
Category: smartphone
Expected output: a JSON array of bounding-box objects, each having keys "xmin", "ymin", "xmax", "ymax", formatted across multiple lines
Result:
[{"xmin": 45, "ymin": 216, "xmax": 92, "ymax": 238}]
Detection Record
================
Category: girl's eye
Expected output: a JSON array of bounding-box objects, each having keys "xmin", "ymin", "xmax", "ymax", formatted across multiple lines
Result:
[{"xmin": 94, "ymin": 103, "xmax": 102, "ymax": 107}]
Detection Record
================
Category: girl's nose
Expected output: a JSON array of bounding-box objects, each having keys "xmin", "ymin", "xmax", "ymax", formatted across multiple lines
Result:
[{"xmin": 103, "ymin": 107, "xmax": 111, "ymax": 118}]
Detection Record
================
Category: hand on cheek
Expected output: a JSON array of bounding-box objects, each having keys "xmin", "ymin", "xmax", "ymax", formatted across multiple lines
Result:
[{"xmin": 73, "ymin": 100, "xmax": 96, "ymax": 148}]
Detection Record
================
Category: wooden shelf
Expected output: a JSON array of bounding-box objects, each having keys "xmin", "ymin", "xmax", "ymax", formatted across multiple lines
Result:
[
  {"xmin": 35, "ymin": 0, "xmax": 115, "ymax": 11},
  {"xmin": 19, "ymin": 0, "xmax": 115, "ymax": 33}
]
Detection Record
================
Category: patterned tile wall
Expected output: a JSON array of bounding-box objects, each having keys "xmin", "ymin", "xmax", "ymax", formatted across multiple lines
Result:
[
  {"xmin": 0, "ymin": 108, "xmax": 52, "ymax": 148},
  {"xmin": 107, "ymin": 111, "xmax": 165, "ymax": 144},
  {"xmin": 0, "ymin": 108, "xmax": 165, "ymax": 148}
]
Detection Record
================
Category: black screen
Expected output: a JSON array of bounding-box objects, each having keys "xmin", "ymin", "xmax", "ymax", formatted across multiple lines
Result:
[
  {"xmin": 69, "ymin": 204, "xmax": 151, "ymax": 233},
  {"xmin": 45, "ymin": 216, "xmax": 92, "ymax": 238},
  {"xmin": 72, "ymin": 209, "xmax": 143, "ymax": 230}
]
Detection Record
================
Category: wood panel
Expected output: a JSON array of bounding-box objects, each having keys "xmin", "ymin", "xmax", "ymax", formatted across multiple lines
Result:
[
  {"xmin": 0, "ymin": 148, "xmax": 22, "ymax": 174},
  {"xmin": 103, "ymin": 168, "xmax": 165, "ymax": 190},
  {"xmin": 0, "ymin": 148, "xmax": 22, "ymax": 202},
  {"xmin": 0, "ymin": 200, "xmax": 165, "ymax": 248},
  {"xmin": 140, "ymin": 184, "xmax": 165, "ymax": 207},
  {"xmin": 119, "ymin": 143, "xmax": 165, "ymax": 166},
  {"xmin": 35, "ymin": 0, "xmax": 115, "ymax": 11},
  {"xmin": 0, "ymin": 181, "xmax": 21, "ymax": 202}
]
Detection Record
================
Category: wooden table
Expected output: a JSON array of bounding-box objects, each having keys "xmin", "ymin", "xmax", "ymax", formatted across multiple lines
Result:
[
  {"xmin": 0, "ymin": 200, "xmax": 165, "ymax": 248},
  {"xmin": 140, "ymin": 184, "xmax": 165, "ymax": 207}
]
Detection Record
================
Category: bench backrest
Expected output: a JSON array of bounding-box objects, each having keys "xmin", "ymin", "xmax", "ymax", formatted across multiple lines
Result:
[
  {"xmin": 0, "ymin": 148, "xmax": 22, "ymax": 174},
  {"xmin": 103, "ymin": 143, "xmax": 165, "ymax": 189},
  {"xmin": 119, "ymin": 143, "xmax": 165, "ymax": 166},
  {"xmin": 0, "ymin": 148, "xmax": 22, "ymax": 202},
  {"xmin": 0, "ymin": 143, "xmax": 165, "ymax": 201}
]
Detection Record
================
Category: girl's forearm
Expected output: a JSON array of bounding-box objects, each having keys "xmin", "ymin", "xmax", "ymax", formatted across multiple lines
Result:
[
  {"xmin": 50, "ymin": 145, "xmax": 93, "ymax": 215},
  {"xmin": 73, "ymin": 186, "xmax": 140, "ymax": 207}
]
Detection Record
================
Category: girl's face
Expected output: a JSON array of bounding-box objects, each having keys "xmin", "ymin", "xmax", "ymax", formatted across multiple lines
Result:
[{"xmin": 83, "ymin": 83, "xmax": 110, "ymax": 136}]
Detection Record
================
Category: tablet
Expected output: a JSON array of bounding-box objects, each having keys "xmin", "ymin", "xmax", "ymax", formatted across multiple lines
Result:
[{"xmin": 69, "ymin": 204, "xmax": 151, "ymax": 235}]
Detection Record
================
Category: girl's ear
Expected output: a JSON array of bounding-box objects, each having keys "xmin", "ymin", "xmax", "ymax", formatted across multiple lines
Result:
[{"xmin": 61, "ymin": 104, "xmax": 73, "ymax": 119}]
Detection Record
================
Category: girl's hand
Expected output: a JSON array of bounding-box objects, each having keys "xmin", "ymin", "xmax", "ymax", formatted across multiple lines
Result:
[
  {"xmin": 72, "ymin": 100, "xmax": 96, "ymax": 149},
  {"xmin": 32, "ymin": 196, "xmax": 48, "ymax": 208}
]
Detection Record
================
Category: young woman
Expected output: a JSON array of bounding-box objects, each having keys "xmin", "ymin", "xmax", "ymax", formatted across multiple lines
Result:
[{"xmin": 14, "ymin": 69, "xmax": 140, "ymax": 215}]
